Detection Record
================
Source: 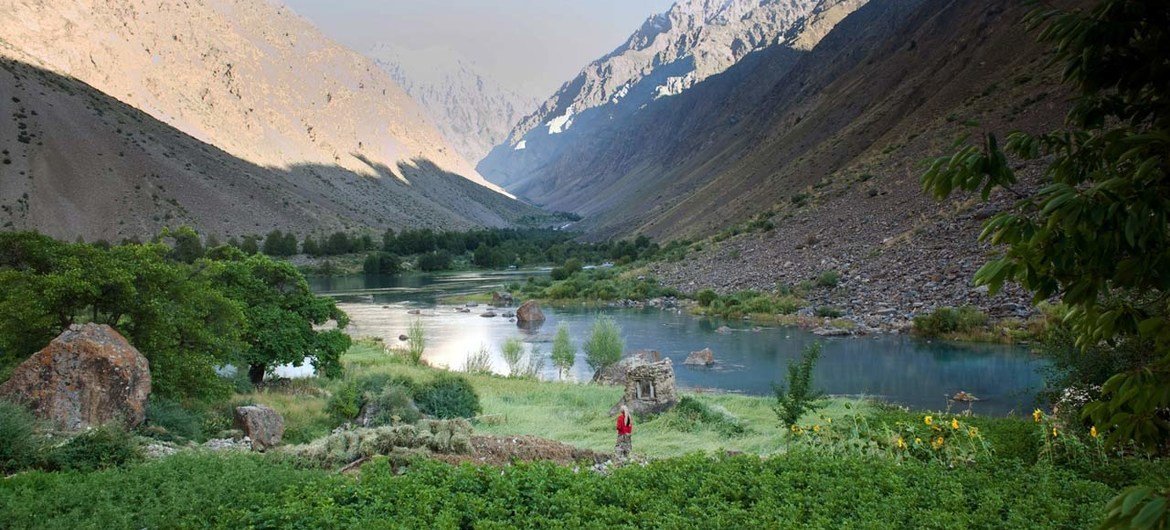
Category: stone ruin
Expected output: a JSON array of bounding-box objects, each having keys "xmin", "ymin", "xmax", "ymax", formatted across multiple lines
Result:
[{"xmin": 610, "ymin": 358, "xmax": 679, "ymax": 415}]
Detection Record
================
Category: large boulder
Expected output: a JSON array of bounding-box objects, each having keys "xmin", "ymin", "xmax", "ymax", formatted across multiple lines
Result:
[
  {"xmin": 683, "ymin": 348, "xmax": 716, "ymax": 366},
  {"xmin": 0, "ymin": 323, "xmax": 151, "ymax": 430},
  {"xmin": 515, "ymin": 300, "xmax": 545, "ymax": 324},
  {"xmin": 233, "ymin": 405, "xmax": 284, "ymax": 451}
]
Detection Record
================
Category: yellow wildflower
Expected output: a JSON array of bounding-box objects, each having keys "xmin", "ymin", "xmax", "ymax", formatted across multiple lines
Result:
[
  {"xmin": 951, "ymin": 418, "xmax": 960, "ymax": 430},
  {"xmin": 896, "ymin": 437, "xmax": 907, "ymax": 450},
  {"xmin": 932, "ymin": 436, "xmax": 944, "ymax": 450},
  {"xmin": 924, "ymin": 415, "xmax": 933, "ymax": 426},
  {"xmin": 1033, "ymin": 409, "xmax": 1043, "ymax": 423},
  {"xmin": 1052, "ymin": 427, "xmax": 1059, "ymax": 438},
  {"xmin": 1090, "ymin": 426, "xmax": 1099, "ymax": 438},
  {"xmin": 813, "ymin": 424, "xmax": 821, "ymax": 433},
  {"xmin": 967, "ymin": 426, "xmax": 979, "ymax": 438},
  {"xmin": 914, "ymin": 437, "xmax": 923, "ymax": 445}
]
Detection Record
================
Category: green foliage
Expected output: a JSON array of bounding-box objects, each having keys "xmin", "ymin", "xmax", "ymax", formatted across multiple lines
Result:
[
  {"xmin": 696, "ymin": 290, "xmax": 805, "ymax": 319},
  {"xmin": 461, "ymin": 344, "xmax": 493, "ymax": 375},
  {"xmin": 814, "ymin": 306, "xmax": 843, "ymax": 318},
  {"xmin": 773, "ymin": 342, "xmax": 826, "ymax": 428},
  {"xmin": 816, "ymin": 270, "xmax": 840, "ymax": 288},
  {"xmin": 261, "ymin": 230, "xmax": 298, "ymax": 257},
  {"xmin": 326, "ymin": 373, "xmax": 419, "ymax": 425},
  {"xmin": 414, "ymin": 373, "xmax": 481, "ymax": 419},
  {"xmin": 160, "ymin": 226, "xmax": 205, "ymax": 264},
  {"xmin": 912, "ymin": 306, "xmax": 988, "ymax": 338},
  {"xmin": 363, "ymin": 252, "xmax": 401, "ymax": 274},
  {"xmin": 0, "ymin": 400, "xmax": 41, "ymax": 475},
  {"xmin": 416, "ymin": 250, "xmax": 453, "ymax": 272},
  {"xmin": 696, "ymin": 289, "xmax": 717, "ymax": 307},
  {"xmin": 43, "ymin": 426, "xmax": 140, "ymax": 472},
  {"xmin": 789, "ymin": 408, "xmax": 993, "ymax": 468},
  {"xmin": 203, "ymin": 254, "xmax": 351, "ymax": 384},
  {"xmin": 143, "ymin": 398, "xmax": 206, "ymax": 442},
  {"xmin": 0, "ymin": 232, "xmax": 242, "ymax": 401},
  {"xmin": 0, "ymin": 452, "xmax": 1117, "ymax": 528},
  {"xmin": 403, "ymin": 319, "xmax": 426, "ymax": 365},
  {"xmin": 664, "ymin": 397, "xmax": 748, "ymax": 438},
  {"xmin": 501, "ymin": 336, "xmax": 525, "ymax": 376},
  {"xmin": 921, "ymin": 0, "xmax": 1170, "ymax": 453},
  {"xmin": 583, "ymin": 316, "xmax": 624, "ymax": 373},
  {"xmin": 1102, "ymin": 486, "xmax": 1170, "ymax": 530},
  {"xmin": 550, "ymin": 258, "xmax": 583, "ymax": 281},
  {"xmin": 366, "ymin": 384, "xmax": 421, "ymax": 426},
  {"xmin": 550, "ymin": 323, "xmax": 576, "ymax": 378}
]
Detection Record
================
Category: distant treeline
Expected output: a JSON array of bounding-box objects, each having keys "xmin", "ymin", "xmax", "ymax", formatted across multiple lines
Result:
[{"xmin": 89, "ymin": 227, "xmax": 690, "ymax": 274}]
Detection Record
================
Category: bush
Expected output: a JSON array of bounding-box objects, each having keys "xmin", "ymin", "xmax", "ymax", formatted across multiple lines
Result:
[
  {"xmin": 44, "ymin": 425, "xmax": 140, "ymax": 472},
  {"xmin": 583, "ymin": 316, "xmax": 624, "ymax": 373},
  {"xmin": 501, "ymin": 337, "xmax": 525, "ymax": 376},
  {"xmin": 462, "ymin": 344, "xmax": 493, "ymax": 375},
  {"xmin": 815, "ymin": 306, "xmax": 843, "ymax": 318},
  {"xmin": 666, "ymin": 397, "xmax": 748, "ymax": 438},
  {"xmin": 816, "ymin": 270, "xmax": 840, "ymax": 288},
  {"xmin": 415, "ymin": 373, "xmax": 481, "ymax": 419},
  {"xmin": 403, "ymin": 319, "xmax": 426, "ymax": 365},
  {"xmin": 0, "ymin": 400, "xmax": 41, "ymax": 474},
  {"xmin": 416, "ymin": 251, "xmax": 452, "ymax": 272},
  {"xmin": 327, "ymin": 373, "xmax": 418, "ymax": 424},
  {"xmin": 913, "ymin": 306, "xmax": 988, "ymax": 337},
  {"xmin": 696, "ymin": 289, "xmax": 717, "ymax": 307},
  {"xmin": 773, "ymin": 342, "xmax": 826, "ymax": 428},
  {"xmin": 365, "ymin": 384, "xmax": 421, "ymax": 426},
  {"xmin": 362, "ymin": 252, "xmax": 401, "ymax": 275},
  {"xmin": 550, "ymin": 323, "xmax": 576, "ymax": 377},
  {"xmin": 144, "ymin": 398, "xmax": 206, "ymax": 442}
]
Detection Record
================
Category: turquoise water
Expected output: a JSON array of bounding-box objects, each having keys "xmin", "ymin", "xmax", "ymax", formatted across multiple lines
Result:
[{"xmin": 310, "ymin": 271, "xmax": 1047, "ymax": 415}]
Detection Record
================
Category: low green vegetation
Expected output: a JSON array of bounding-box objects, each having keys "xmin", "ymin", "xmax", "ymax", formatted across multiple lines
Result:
[
  {"xmin": 583, "ymin": 316, "xmax": 624, "ymax": 373},
  {"xmin": 693, "ymin": 289, "xmax": 806, "ymax": 320},
  {"xmin": 912, "ymin": 305, "xmax": 1050, "ymax": 343},
  {"xmin": 772, "ymin": 343, "xmax": 826, "ymax": 428}
]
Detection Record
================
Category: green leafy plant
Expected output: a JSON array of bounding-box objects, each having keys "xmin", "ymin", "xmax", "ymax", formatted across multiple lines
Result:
[
  {"xmin": 501, "ymin": 336, "xmax": 525, "ymax": 376},
  {"xmin": 583, "ymin": 316, "xmax": 624, "ymax": 374},
  {"xmin": 44, "ymin": 425, "xmax": 141, "ymax": 472},
  {"xmin": 462, "ymin": 344, "xmax": 493, "ymax": 375},
  {"xmin": 415, "ymin": 373, "xmax": 481, "ymax": 419},
  {"xmin": 816, "ymin": 270, "xmax": 840, "ymax": 288},
  {"xmin": 550, "ymin": 323, "xmax": 576, "ymax": 378},
  {"xmin": 0, "ymin": 400, "xmax": 41, "ymax": 475},
  {"xmin": 365, "ymin": 384, "xmax": 421, "ymax": 426},
  {"xmin": 773, "ymin": 342, "xmax": 826, "ymax": 428},
  {"xmin": 403, "ymin": 319, "xmax": 426, "ymax": 365},
  {"xmin": 912, "ymin": 306, "xmax": 988, "ymax": 338}
]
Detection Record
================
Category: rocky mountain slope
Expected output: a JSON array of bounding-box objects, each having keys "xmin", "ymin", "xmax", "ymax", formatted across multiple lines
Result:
[
  {"xmin": 369, "ymin": 43, "xmax": 539, "ymax": 165},
  {"xmin": 0, "ymin": 0, "xmax": 535, "ymax": 241},
  {"xmin": 477, "ymin": 0, "xmax": 850, "ymax": 192},
  {"xmin": 480, "ymin": 0, "xmax": 1072, "ymax": 323}
]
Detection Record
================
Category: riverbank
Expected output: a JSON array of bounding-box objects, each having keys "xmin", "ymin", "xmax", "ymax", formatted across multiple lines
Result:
[{"xmin": 3, "ymin": 340, "xmax": 1163, "ymax": 529}]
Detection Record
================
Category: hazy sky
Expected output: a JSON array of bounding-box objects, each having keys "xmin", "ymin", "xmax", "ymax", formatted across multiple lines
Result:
[{"xmin": 280, "ymin": 0, "xmax": 676, "ymax": 98}]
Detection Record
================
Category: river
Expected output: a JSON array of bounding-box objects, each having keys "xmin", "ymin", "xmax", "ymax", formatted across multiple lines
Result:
[{"xmin": 309, "ymin": 271, "xmax": 1048, "ymax": 415}]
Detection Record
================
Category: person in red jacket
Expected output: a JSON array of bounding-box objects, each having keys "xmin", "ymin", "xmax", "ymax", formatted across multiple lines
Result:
[{"xmin": 615, "ymin": 405, "xmax": 633, "ymax": 461}]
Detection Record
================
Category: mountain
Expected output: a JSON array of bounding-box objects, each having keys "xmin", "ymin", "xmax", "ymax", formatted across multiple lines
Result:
[
  {"xmin": 477, "ymin": 0, "xmax": 856, "ymax": 192},
  {"xmin": 0, "ymin": 0, "xmax": 536, "ymax": 241},
  {"xmin": 368, "ymin": 43, "xmax": 540, "ymax": 164}
]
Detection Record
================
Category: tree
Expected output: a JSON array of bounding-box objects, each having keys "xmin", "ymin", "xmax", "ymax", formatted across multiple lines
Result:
[
  {"xmin": 239, "ymin": 235, "xmax": 259, "ymax": 255},
  {"xmin": 161, "ymin": 226, "xmax": 204, "ymax": 263},
  {"xmin": 381, "ymin": 228, "xmax": 397, "ymax": 253},
  {"xmin": 772, "ymin": 342, "xmax": 825, "ymax": 428},
  {"xmin": 0, "ymin": 233, "xmax": 243, "ymax": 400},
  {"xmin": 551, "ymin": 323, "xmax": 576, "ymax": 378},
  {"xmin": 262, "ymin": 230, "xmax": 286, "ymax": 256},
  {"xmin": 202, "ymin": 254, "xmax": 350, "ymax": 384},
  {"xmin": 301, "ymin": 235, "xmax": 320, "ymax": 257},
  {"xmin": 583, "ymin": 316, "xmax": 623, "ymax": 374},
  {"xmin": 362, "ymin": 252, "xmax": 401, "ymax": 275},
  {"xmin": 324, "ymin": 232, "xmax": 352, "ymax": 256},
  {"xmin": 417, "ymin": 250, "xmax": 452, "ymax": 272},
  {"xmin": 921, "ymin": 0, "xmax": 1169, "ymax": 453}
]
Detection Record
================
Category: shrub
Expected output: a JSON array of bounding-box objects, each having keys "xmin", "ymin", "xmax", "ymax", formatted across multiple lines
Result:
[
  {"xmin": 144, "ymin": 398, "xmax": 205, "ymax": 442},
  {"xmin": 403, "ymin": 319, "xmax": 426, "ymax": 365},
  {"xmin": 773, "ymin": 342, "xmax": 826, "ymax": 428},
  {"xmin": 0, "ymin": 400, "xmax": 41, "ymax": 474},
  {"xmin": 362, "ymin": 252, "xmax": 401, "ymax": 275},
  {"xmin": 416, "ymin": 251, "xmax": 452, "ymax": 272},
  {"xmin": 816, "ymin": 270, "xmax": 840, "ymax": 288},
  {"xmin": 462, "ymin": 344, "xmax": 493, "ymax": 375},
  {"xmin": 327, "ymin": 373, "xmax": 417, "ymax": 424},
  {"xmin": 44, "ymin": 426, "xmax": 140, "ymax": 472},
  {"xmin": 815, "ymin": 306, "xmax": 844, "ymax": 318},
  {"xmin": 913, "ymin": 306, "xmax": 988, "ymax": 337},
  {"xmin": 666, "ymin": 397, "xmax": 748, "ymax": 438},
  {"xmin": 583, "ymin": 316, "xmax": 624, "ymax": 373},
  {"xmin": 696, "ymin": 289, "xmax": 717, "ymax": 307},
  {"xmin": 501, "ymin": 337, "xmax": 525, "ymax": 376},
  {"xmin": 365, "ymin": 384, "xmax": 421, "ymax": 426},
  {"xmin": 415, "ymin": 373, "xmax": 481, "ymax": 419},
  {"xmin": 550, "ymin": 323, "xmax": 576, "ymax": 378}
]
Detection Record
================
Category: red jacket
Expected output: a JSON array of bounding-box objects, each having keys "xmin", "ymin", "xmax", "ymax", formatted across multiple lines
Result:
[{"xmin": 616, "ymin": 412, "xmax": 632, "ymax": 435}]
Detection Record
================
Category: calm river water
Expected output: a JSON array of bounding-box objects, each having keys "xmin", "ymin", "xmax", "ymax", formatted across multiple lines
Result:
[{"xmin": 309, "ymin": 271, "xmax": 1047, "ymax": 415}]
